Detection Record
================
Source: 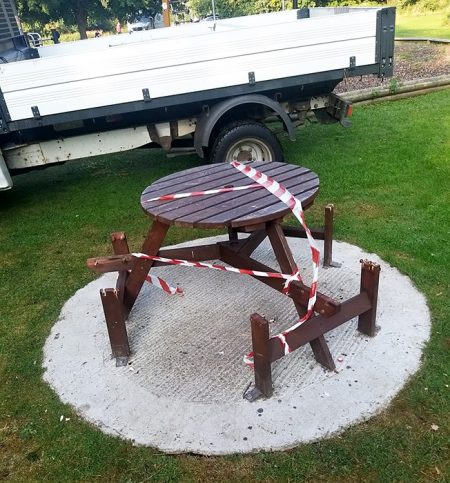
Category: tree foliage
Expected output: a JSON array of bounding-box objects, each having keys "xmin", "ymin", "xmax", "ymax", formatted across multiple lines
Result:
[
  {"xmin": 16, "ymin": 0, "xmax": 162, "ymax": 39},
  {"xmin": 187, "ymin": 0, "xmax": 300, "ymax": 18},
  {"xmin": 16, "ymin": 0, "xmax": 389, "ymax": 39}
]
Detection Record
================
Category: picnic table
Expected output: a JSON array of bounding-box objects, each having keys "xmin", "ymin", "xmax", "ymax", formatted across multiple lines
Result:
[{"xmin": 88, "ymin": 162, "xmax": 380, "ymax": 400}]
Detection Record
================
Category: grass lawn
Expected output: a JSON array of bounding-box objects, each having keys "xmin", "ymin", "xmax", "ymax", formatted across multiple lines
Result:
[
  {"xmin": 396, "ymin": 11, "xmax": 450, "ymax": 39},
  {"xmin": 1, "ymin": 90, "xmax": 449, "ymax": 481}
]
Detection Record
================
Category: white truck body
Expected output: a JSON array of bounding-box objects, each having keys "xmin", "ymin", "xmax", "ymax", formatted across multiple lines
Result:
[{"xmin": 0, "ymin": 7, "xmax": 395, "ymax": 190}]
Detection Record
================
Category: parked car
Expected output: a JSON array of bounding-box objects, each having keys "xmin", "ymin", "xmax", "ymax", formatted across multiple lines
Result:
[
  {"xmin": 202, "ymin": 15, "xmax": 221, "ymax": 21},
  {"xmin": 127, "ymin": 16, "xmax": 153, "ymax": 32}
]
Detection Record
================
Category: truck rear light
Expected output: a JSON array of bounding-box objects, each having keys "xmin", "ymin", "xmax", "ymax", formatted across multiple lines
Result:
[{"xmin": 347, "ymin": 105, "xmax": 353, "ymax": 117}]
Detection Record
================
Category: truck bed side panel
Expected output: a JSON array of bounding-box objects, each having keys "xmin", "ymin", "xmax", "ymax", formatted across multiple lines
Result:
[{"xmin": 1, "ymin": 11, "xmax": 377, "ymax": 122}]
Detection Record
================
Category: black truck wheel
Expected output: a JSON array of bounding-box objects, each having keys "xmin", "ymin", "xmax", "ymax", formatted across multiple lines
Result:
[{"xmin": 209, "ymin": 121, "xmax": 284, "ymax": 164}]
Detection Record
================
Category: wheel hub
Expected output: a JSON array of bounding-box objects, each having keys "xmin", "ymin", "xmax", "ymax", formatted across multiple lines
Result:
[{"xmin": 226, "ymin": 138, "xmax": 273, "ymax": 163}]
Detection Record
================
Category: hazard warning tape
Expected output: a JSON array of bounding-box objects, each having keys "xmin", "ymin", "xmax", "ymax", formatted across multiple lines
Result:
[
  {"xmin": 136, "ymin": 161, "xmax": 320, "ymax": 366},
  {"xmin": 231, "ymin": 161, "xmax": 320, "ymax": 365},
  {"xmin": 144, "ymin": 183, "xmax": 261, "ymax": 202}
]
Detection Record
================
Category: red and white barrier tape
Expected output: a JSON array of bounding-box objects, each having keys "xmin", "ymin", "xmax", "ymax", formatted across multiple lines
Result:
[
  {"xmin": 144, "ymin": 183, "xmax": 260, "ymax": 202},
  {"xmin": 145, "ymin": 273, "xmax": 184, "ymax": 296},
  {"xmin": 137, "ymin": 161, "xmax": 320, "ymax": 367},
  {"xmin": 134, "ymin": 252, "xmax": 303, "ymax": 282},
  {"xmin": 231, "ymin": 161, "xmax": 320, "ymax": 365}
]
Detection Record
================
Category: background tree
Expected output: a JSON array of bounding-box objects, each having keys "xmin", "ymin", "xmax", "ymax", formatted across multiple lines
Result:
[
  {"xmin": 16, "ymin": 0, "xmax": 110, "ymax": 39},
  {"xmin": 109, "ymin": 0, "xmax": 162, "ymax": 24},
  {"xmin": 16, "ymin": 0, "xmax": 162, "ymax": 39},
  {"xmin": 187, "ymin": 0, "xmax": 249, "ymax": 19}
]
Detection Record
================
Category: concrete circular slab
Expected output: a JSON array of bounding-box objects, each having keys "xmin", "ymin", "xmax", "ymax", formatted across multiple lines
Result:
[{"xmin": 43, "ymin": 236, "xmax": 430, "ymax": 455}]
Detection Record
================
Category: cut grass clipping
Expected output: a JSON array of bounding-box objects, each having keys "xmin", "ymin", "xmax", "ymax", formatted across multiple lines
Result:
[{"xmin": 0, "ymin": 90, "xmax": 449, "ymax": 481}]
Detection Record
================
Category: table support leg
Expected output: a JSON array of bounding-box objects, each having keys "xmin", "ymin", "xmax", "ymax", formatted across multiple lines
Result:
[
  {"xmin": 266, "ymin": 220, "xmax": 336, "ymax": 371},
  {"xmin": 281, "ymin": 203, "xmax": 338, "ymax": 267},
  {"xmin": 236, "ymin": 230, "xmax": 267, "ymax": 257},
  {"xmin": 323, "ymin": 204, "xmax": 334, "ymax": 267},
  {"xmin": 358, "ymin": 260, "xmax": 381, "ymax": 337},
  {"xmin": 111, "ymin": 231, "xmax": 130, "ymax": 255},
  {"xmin": 111, "ymin": 232, "xmax": 130, "ymax": 301},
  {"xmin": 123, "ymin": 220, "xmax": 169, "ymax": 315},
  {"xmin": 249, "ymin": 313, "xmax": 273, "ymax": 400},
  {"xmin": 309, "ymin": 335, "xmax": 336, "ymax": 371},
  {"xmin": 228, "ymin": 227, "xmax": 238, "ymax": 241},
  {"xmin": 100, "ymin": 288, "xmax": 130, "ymax": 366}
]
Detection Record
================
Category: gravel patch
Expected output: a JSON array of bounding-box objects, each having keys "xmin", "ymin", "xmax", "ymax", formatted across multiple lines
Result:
[{"xmin": 335, "ymin": 41, "xmax": 450, "ymax": 93}]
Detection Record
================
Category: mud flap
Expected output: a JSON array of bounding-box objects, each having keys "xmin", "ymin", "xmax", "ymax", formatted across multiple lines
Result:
[{"xmin": 0, "ymin": 152, "xmax": 13, "ymax": 190}]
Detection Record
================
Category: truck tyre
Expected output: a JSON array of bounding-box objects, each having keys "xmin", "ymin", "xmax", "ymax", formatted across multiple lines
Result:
[{"xmin": 209, "ymin": 121, "xmax": 284, "ymax": 164}]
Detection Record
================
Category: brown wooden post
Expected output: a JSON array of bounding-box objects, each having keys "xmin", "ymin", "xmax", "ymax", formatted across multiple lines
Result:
[
  {"xmin": 162, "ymin": 0, "xmax": 171, "ymax": 27},
  {"xmin": 111, "ymin": 232, "xmax": 130, "ymax": 302},
  {"xmin": 111, "ymin": 231, "xmax": 130, "ymax": 255},
  {"xmin": 123, "ymin": 220, "xmax": 169, "ymax": 314},
  {"xmin": 310, "ymin": 335, "xmax": 336, "ymax": 371},
  {"xmin": 228, "ymin": 227, "xmax": 238, "ymax": 241},
  {"xmin": 250, "ymin": 313, "xmax": 273, "ymax": 398},
  {"xmin": 100, "ymin": 288, "xmax": 130, "ymax": 365},
  {"xmin": 323, "ymin": 204, "xmax": 334, "ymax": 267},
  {"xmin": 358, "ymin": 260, "xmax": 381, "ymax": 337},
  {"xmin": 267, "ymin": 220, "xmax": 336, "ymax": 370}
]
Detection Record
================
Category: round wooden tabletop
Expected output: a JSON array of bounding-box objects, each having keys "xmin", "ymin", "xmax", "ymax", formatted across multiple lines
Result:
[{"xmin": 140, "ymin": 162, "xmax": 319, "ymax": 229}]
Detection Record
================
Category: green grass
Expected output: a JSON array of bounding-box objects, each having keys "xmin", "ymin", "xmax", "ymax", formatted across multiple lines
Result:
[
  {"xmin": 396, "ymin": 11, "xmax": 450, "ymax": 39},
  {"xmin": 1, "ymin": 90, "xmax": 449, "ymax": 481}
]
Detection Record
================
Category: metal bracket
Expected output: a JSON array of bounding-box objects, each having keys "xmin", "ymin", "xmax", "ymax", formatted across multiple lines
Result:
[
  {"xmin": 248, "ymin": 71, "xmax": 256, "ymax": 85},
  {"xmin": 349, "ymin": 56, "xmax": 356, "ymax": 70},
  {"xmin": 115, "ymin": 356, "xmax": 129, "ymax": 367},
  {"xmin": 31, "ymin": 106, "xmax": 41, "ymax": 119},
  {"xmin": 297, "ymin": 8, "xmax": 310, "ymax": 19},
  {"xmin": 142, "ymin": 88, "xmax": 151, "ymax": 102},
  {"xmin": 243, "ymin": 384, "xmax": 263, "ymax": 402}
]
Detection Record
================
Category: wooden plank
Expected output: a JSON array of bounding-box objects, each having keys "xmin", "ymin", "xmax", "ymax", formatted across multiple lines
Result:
[
  {"xmin": 173, "ymin": 171, "xmax": 318, "ymax": 228},
  {"xmin": 87, "ymin": 255, "xmax": 135, "ymax": 273},
  {"xmin": 231, "ymin": 187, "xmax": 318, "ymax": 228},
  {"xmin": 123, "ymin": 220, "xmax": 169, "ymax": 313},
  {"xmin": 111, "ymin": 232, "xmax": 130, "ymax": 299},
  {"xmin": 145, "ymin": 163, "xmax": 297, "ymax": 213},
  {"xmin": 157, "ymin": 243, "xmax": 221, "ymax": 261},
  {"xmin": 218, "ymin": 243, "xmax": 339, "ymax": 316},
  {"xmin": 236, "ymin": 230, "xmax": 267, "ymax": 256},
  {"xmin": 250, "ymin": 313, "xmax": 273, "ymax": 398},
  {"xmin": 100, "ymin": 288, "xmax": 130, "ymax": 362},
  {"xmin": 149, "ymin": 164, "xmax": 304, "ymax": 225},
  {"xmin": 141, "ymin": 162, "xmax": 235, "ymax": 196},
  {"xmin": 266, "ymin": 220, "xmax": 335, "ymax": 369},
  {"xmin": 282, "ymin": 225, "xmax": 326, "ymax": 240},
  {"xmin": 111, "ymin": 231, "xmax": 130, "ymax": 255},
  {"xmin": 357, "ymin": 260, "xmax": 381, "ymax": 336},
  {"xmin": 323, "ymin": 204, "xmax": 334, "ymax": 267},
  {"xmin": 142, "ymin": 164, "xmax": 282, "ymax": 217},
  {"xmin": 203, "ymin": 175, "xmax": 317, "ymax": 226},
  {"xmin": 141, "ymin": 161, "xmax": 278, "ymax": 196},
  {"xmin": 269, "ymin": 292, "xmax": 372, "ymax": 363},
  {"xmin": 309, "ymin": 336, "xmax": 336, "ymax": 371}
]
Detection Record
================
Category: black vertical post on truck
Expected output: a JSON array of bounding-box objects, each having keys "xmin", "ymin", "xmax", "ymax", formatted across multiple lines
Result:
[{"xmin": 0, "ymin": 0, "xmax": 39, "ymax": 63}]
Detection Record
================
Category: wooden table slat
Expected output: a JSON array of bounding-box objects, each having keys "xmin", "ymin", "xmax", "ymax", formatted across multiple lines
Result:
[
  {"xmin": 173, "ymin": 171, "xmax": 317, "ymax": 227},
  {"xmin": 231, "ymin": 187, "xmax": 318, "ymax": 228},
  {"xmin": 148, "ymin": 164, "xmax": 303, "ymax": 220},
  {"xmin": 156, "ymin": 170, "xmax": 317, "ymax": 226},
  {"xmin": 141, "ymin": 163, "xmax": 320, "ymax": 229},
  {"xmin": 141, "ymin": 163, "xmax": 287, "ymax": 213},
  {"xmin": 190, "ymin": 178, "xmax": 319, "ymax": 228},
  {"xmin": 141, "ymin": 162, "xmax": 234, "ymax": 196},
  {"xmin": 141, "ymin": 161, "xmax": 276, "ymax": 196}
]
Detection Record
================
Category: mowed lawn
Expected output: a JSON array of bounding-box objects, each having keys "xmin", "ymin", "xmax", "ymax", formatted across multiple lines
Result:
[
  {"xmin": 396, "ymin": 11, "xmax": 450, "ymax": 39},
  {"xmin": 0, "ymin": 90, "xmax": 449, "ymax": 481}
]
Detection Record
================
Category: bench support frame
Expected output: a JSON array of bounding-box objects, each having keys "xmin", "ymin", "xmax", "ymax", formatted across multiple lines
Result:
[{"xmin": 88, "ymin": 205, "xmax": 380, "ymax": 401}]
